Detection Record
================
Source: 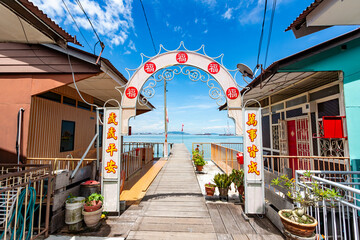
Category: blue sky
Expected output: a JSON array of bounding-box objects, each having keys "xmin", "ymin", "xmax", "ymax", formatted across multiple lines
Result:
[{"xmin": 32, "ymin": 0, "xmax": 358, "ymax": 134}]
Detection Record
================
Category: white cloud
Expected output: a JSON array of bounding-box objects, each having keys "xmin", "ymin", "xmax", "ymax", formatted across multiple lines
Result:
[
  {"xmin": 166, "ymin": 21, "xmax": 170, "ymax": 27},
  {"xmin": 222, "ymin": 8, "xmax": 233, "ymax": 20},
  {"xmin": 30, "ymin": 0, "xmax": 134, "ymax": 46},
  {"xmin": 128, "ymin": 40, "xmax": 136, "ymax": 51},
  {"xmin": 174, "ymin": 26, "xmax": 182, "ymax": 32},
  {"xmin": 194, "ymin": 18, "xmax": 198, "ymax": 24},
  {"xmin": 203, "ymin": 29, "xmax": 208, "ymax": 34},
  {"xmin": 198, "ymin": 0, "xmax": 217, "ymax": 8},
  {"xmin": 123, "ymin": 50, "xmax": 131, "ymax": 55}
]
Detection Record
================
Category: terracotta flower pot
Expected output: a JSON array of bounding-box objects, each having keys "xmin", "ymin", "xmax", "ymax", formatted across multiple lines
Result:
[
  {"xmin": 82, "ymin": 206, "xmax": 103, "ymax": 228},
  {"xmin": 205, "ymin": 186, "xmax": 215, "ymax": 196},
  {"xmin": 218, "ymin": 187, "xmax": 229, "ymax": 197},
  {"xmin": 278, "ymin": 209, "xmax": 318, "ymax": 237},
  {"xmin": 84, "ymin": 201, "xmax": 102, "ymax": 212},
  {"xmin": 195, "ymin": 165, "xmax": 203, "ymax": 172}
]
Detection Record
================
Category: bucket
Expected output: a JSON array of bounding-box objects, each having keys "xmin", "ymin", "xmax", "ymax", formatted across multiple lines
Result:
[
  {"xmin": 65, "ymin": 197, "xmax": 85, "ymax": 225},
  {"xmin": 80, "ymin": 180, "xmax": 100, "ymax": 198}
]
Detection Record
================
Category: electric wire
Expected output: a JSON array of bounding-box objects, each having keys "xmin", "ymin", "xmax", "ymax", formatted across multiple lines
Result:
[
  {"xmin": 255, "ymin": 0, "xmax": 268, "ymax": 72},
  {"xmin": 62, "ymin": 0, "xmax": 92, "ymax": 51},
  {"xmin": 74, "ymin": 0, "xmax": 102, "ymax": 44},
  {"xmin": 139, "ymin": 0, "xmax": 157, "ymax": 54},
  {"xmin": 264, "ymin": 0, "xmax": 277, "ymax": 68}
]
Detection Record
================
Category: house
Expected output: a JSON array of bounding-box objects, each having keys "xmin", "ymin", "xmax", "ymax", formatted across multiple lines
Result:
[
  {"xmin": 0, "ymin": 0, "xmax": 154, "ymax": 164},
  {"xmin": 239, "ymin": 28, "xmax": 360, "ymax": 172}
]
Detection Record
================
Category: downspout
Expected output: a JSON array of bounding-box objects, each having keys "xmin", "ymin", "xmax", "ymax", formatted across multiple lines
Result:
[{"xmin": 16, "ymin": 108, "xmax": 25, "ymax": 164}]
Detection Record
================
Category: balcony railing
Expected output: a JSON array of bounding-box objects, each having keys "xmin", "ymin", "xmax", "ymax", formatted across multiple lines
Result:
[{"xmin": 295, "ymin": 170, "xmax": 360, "ymax": 240}]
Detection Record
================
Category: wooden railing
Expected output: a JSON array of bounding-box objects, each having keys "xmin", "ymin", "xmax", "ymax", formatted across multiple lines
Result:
[
  {"xmin": 210, "ymin": 143, "xmax": 242, "ymax": 174},
  {"xmin": 26, "ymin": 157, "xmax": 96, "ymax": 172}
]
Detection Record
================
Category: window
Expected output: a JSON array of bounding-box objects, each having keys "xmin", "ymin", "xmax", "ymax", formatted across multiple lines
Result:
[
  {"xmin": 78, "ymin": 101, "xmax": 91, "ymax": 111},
  {"xmin": 310, "ymin": 85, "xmax": 339, "ymax": 101},
  {"xmin": 262, "ymin": 116, "xmax": 270, "ymax": 148},
  {"xmin": 38, "ymin": 92, "xmax": 61, "ymax": 103},
  {"xmin": 63, "ymin": 96, "xmax": 76, "ymax": 107},
  {"xmin": 60, "ymin": 120, "xmax": 75, "ymax": 152},
  {"xmin": 317, "ymin": 99, "xmax": 339, "ymax": 118}
]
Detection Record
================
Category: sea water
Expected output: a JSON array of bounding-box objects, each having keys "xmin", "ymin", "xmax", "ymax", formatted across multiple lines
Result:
[{"xmin": 124, "ymin": 134, "xmax": 243, "ymax": 157}]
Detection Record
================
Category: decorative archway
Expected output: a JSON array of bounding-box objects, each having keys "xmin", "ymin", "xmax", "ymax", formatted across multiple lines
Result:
[{"xmin": 121, "ymin": 43, "xmax": 244, "ymax": 135}]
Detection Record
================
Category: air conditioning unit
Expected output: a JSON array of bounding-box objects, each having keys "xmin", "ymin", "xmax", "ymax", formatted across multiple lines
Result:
[{"xmin": 302, "ymin": 102, "xmax": 316, "ymax": 113}]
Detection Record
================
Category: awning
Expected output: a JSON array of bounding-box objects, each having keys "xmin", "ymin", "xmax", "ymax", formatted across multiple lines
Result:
[{"xmin": 0, "ymin": 0, "xmax": 80, "ymax": 47}]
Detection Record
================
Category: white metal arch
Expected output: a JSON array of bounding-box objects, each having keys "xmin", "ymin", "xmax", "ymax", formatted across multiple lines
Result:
[{"xmin": 121, "ymin": 50, "xmax": 243, "ymax": 135}]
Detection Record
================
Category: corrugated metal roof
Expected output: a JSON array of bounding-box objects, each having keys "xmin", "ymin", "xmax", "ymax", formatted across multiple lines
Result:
[{"xmin": 285, "ymin": 0, "xmax": 324, "ymax": 31}]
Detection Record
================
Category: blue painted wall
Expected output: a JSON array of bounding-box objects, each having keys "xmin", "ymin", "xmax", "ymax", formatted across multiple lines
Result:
[{"xmin": 279, "ymin": 38, "xmax": 360, "ymax": 170}]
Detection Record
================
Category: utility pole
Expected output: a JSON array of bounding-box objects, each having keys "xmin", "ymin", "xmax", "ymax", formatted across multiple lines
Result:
[{"xmin": 164, "ymin": 77, "xmax": 168, "ymax": 158}]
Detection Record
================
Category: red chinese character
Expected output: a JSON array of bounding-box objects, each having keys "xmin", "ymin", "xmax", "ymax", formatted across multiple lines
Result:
[
  {"xmin": 144, "ymin": 62, "xmax": 156, "ymax": 74},
  {"xmin": 208, "ymin": 62, "xmax": 220, "ymax": 74},
  {"xmin": 176, "ymin": 52, "xmax": 188, "ymax": 63},
  {"xmin": 246, "ymin": 113, "xmax": 257, "ymax": 126},
  {"xmin": 246, "ymin": 129, "xmax": 257, "ymax": 142},
  {"xmin": 248, "ymin": 160, "xmax": 260, "ymax": 175},
  {"xmin": 105, "ymin": 160, "xmax": 118, "ymax": 174},
  {"xmin": 106, "ymin": 143, "xmax": 118, "ymax": 157},
  {"xmin": 226, "ymin": 87, "xmax": 239, "ymax": 100},
  {"xmin": 125, "ymin": 86, "xmax": 138, "ymax": 99},
  {"xmin": 108, "ymin": 112, "xmax": 118, "ymax": 125},
  {"xmin": 247, "ymin": 145, "xmax": 259, "ymax": 158},
  {"xmin": 107, "ymin": 127, "xmax": 118, "ymax": 140}
]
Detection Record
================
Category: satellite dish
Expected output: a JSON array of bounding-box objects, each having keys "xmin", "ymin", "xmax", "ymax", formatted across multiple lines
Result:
[{"xmin": 237, "ymin": 63, "xmax": 253, "ymax": 79}]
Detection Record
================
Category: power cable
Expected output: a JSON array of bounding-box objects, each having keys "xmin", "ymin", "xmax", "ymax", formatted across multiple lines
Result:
[
  {"xmin": 62, "ymin": 0, "xmax": 92, "ymax": 51},
  {"xmin": 139, "ymin": 0, "xmax": 157, "ymax": 54},
  {"xmin": 254, "ymin": 0, "xmax": 268, "ymax": 73},
  {"xmin": 74, "ymin": 0, "xmax": 101, "ymax": 43},
  {"xmin": 264, "ymin": 0, "xmax": 277, "ymax": 68}
]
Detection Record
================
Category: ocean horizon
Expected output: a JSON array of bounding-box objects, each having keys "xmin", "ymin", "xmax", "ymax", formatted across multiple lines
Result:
[{"xmin": 124, "ymin": 134, "xmax": 243, "ymax": 156}]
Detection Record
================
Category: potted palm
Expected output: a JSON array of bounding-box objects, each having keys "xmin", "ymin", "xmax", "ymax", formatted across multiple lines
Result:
[
  {"xmin": 82, "ymin": 193, "xmax": 104, "ymax": 228},
  {"xmin": 204, "ymin": 182, "xmax": 216, "ymax": 196},
  {"xmin": 230, "ymin": 169, "xmax": 244, "ymax": 201},
  {"xmin": 192, "ymin": 151, "xmax": 206, "ymax": 171},
  {"xmin": 271, "ymin": 172, "xmax": 341, "ymax": 238},
  {"xmin": 213, "ymin": 173, "xmax": 232, "ymax": 201}
]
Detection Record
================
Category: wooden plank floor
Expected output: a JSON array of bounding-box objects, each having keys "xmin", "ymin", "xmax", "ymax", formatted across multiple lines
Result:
[{"xmin": 126, "ymin": 144, "xmax": 284, "ymax": 240}]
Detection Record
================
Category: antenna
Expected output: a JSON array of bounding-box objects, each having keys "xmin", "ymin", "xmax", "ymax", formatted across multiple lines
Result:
[{"xmin": 237, "ymin": 63, "xmax": 254, "ymax": 80}]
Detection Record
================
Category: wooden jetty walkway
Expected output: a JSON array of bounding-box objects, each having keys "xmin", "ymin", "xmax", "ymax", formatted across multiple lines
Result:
[{"xmin": 126, "ymin": 143, "xmax": 284, "ymax": 240}]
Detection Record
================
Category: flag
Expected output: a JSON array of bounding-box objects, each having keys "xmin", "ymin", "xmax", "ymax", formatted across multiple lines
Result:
[
  {"xmin": 166, "ymin": 108, "xmax": 169, "ymax": 123},
  {"xmin": 181, "ymin": 124, "xmax": 184, "ymax": 132}
]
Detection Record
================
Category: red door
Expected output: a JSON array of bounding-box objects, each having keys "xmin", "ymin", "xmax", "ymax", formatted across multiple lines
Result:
[{"xmin": 287, "ymin": 120, "xmax": 298, "ymax": 173}]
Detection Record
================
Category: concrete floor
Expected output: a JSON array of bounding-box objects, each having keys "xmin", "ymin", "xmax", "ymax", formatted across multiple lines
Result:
[{"xmin": 46, "ymin": 236, "xmax": 124, "ymax": 240}]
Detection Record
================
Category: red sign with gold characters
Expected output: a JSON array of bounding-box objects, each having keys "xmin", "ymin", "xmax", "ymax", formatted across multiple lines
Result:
[
  {"xmin": 125, "ymin": 86, "xmax": 138, "ymax": 99},
  {"xmin": 243, "ymin": 108, "xmax": 264, "ymax": 214},
  {"xmin": 208, "ymin": 62, "xmax": 220, "ymax": 74},
  {"xmin": 176, "ymin": 52, "xmax": 188, "ymax": 63},
  {"xmin": 144, "ymin": 62, "xmax": 156, "ymax": 74},
  {"xmin": 226, "ymin": 87, "xmax": 239, "ymax": 100}
]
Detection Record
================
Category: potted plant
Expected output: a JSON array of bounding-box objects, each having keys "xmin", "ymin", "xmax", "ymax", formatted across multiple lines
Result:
[
  {"xmin": 204, "ymin": 182, "xmax": 216, "ymax": 196},
  {"xmin": 82, "ymin": 193, "xmax": 104, "ymax": 228},
  {"xmin": 230, "ymin": 169, "xmax": 244, "ymax": 201},
  {"xmin": 213, "ymin": 173, "xmax": 232, "ymax": 201},
  {"xmin": 271, "ymin": 172, "xmax": 341, "ymax": 238},
  {"xmin": 192, "ymin": 151, "xmax": 206, "ymax": 171}
]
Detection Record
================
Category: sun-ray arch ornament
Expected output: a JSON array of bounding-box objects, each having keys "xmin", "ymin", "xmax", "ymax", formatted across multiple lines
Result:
[{"xmin": 121, "ymin": 42, "xmax": 245, "ymax": 135}]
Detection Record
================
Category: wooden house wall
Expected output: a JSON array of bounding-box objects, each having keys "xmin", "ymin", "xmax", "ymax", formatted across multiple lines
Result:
[{"xmin": 27, "ymin": 91, "xmax": 97, "ymax": 159}]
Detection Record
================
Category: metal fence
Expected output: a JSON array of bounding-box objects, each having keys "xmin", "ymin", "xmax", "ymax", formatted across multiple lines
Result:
[
  {"xmin": 123, "ymin": 142, "xmax": 173, "ymax": 158},
  {"xmin": 264, "ymin": 155, "xmax": 351, "ymax": 177},
  {"xmin": 27, "ymin": 157, "xmax": 96, "ymax": 172},
  {"xmin": 0, "ymin": 164, "xmax": 53, "ymax": 239},
  {"xmin": 295, "ymin": 170, "xmax": 360, "ymax": 240}
]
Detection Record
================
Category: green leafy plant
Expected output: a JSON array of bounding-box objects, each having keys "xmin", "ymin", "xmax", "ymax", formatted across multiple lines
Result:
[
  {"xmin": 85, "ymin": 193, "xmax": 104, "ymax": 206},
  {"xmin": 205, "ymin": 182, "xmax": 216, "ymax": 188},
  {"xmin": 213, "ymin": 173, "xmax": 233, "ymax": 189},
  {"xmin": 194, "ymin": 155, "xmax": 206, "ymax": 166},
  {"xmin": 230, "ymin": 169, "xmax": 244, "ymax": 188},
  {"xmin": 271, "ymin": 171, "xmax": 342, "ymax": 224}
]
